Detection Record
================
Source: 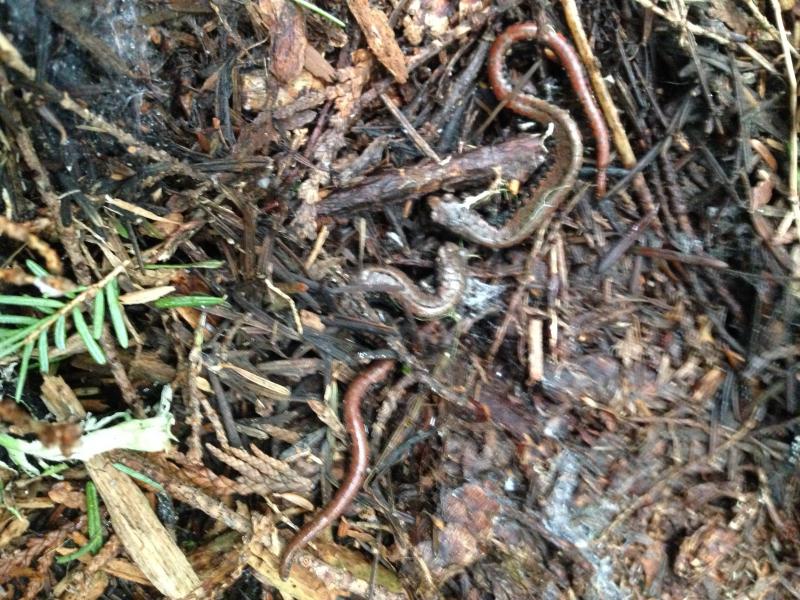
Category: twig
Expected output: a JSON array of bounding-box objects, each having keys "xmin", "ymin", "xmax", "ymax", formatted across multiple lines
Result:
[
  {"xmin": 632, "ymin": 246, "xmax": 729, "ymax": 269},
  {"xmin": 319, "ymin": 134, "xmax": 546, "ymax": 214},
  {"xmin": 560, "ymin": 0, "xmax": 659, "ymax": 232},
  {"xmin": 379, "ymin": 92, "xmax": 442, "ymax": 163},
  {"xmin": 100, "ymin": 328, "xmax": 144, "ymax": 416},
  {"xmin": 596, "ymin": 209, "xmax": 657, "ymax": 273},
  {"xmin": 527, "ymin": 319, "xmax": 544, "ymax": 384},
  {"xmin": 560, "ymin": 0, "xmax": 629, "ymax": 167},
  {"xmin": 208, "ymin": 371, "xmax": 244, "ymax": 448},
  {"xmin": 185, "ymin": 313, "xmax": 207, "ymax": 463}
]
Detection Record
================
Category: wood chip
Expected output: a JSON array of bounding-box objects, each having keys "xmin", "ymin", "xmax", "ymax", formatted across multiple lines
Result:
[
  {"xmin": 346, "ymin": 0, "xmax": 408, "ymax": 83},
  {"xmin": 304, "ymin": 45, "xmax": 336, "ymax": 83},
  {"xmin": 41, "ymin": 375, "xmax": 87, "ymax": 421},
  {"xmin": 86, "ymin": 454, "xmax": 201, "ymax": 599},
  {"xmin": 257, "ymin": 0, "xmax": 307, "ymax": 83}
]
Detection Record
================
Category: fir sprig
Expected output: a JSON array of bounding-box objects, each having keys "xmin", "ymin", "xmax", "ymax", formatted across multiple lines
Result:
[{"xmin": 0, "ymin": 263, "xmax": 130, "ymax": 401}]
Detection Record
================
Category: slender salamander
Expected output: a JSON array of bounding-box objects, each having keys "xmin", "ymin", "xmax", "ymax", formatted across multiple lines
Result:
[{"xmin": 358, "ymin": 242, "xmax": 468, "ymax": 319}]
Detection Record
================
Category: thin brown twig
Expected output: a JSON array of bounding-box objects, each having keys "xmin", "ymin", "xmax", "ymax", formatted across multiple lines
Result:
[
  {"xmin": 560, "ymin": 0, "xmax": 629, "ymax": 167},
  {"xmin": 185, "ymin": 313, "xmax": 207, "ymax": 463},
  {"xmin": 379, "ymin": 92, "xmax": 442, "ymax": 163},
  {"xmin": 560, "ymin": 0, "xmax": 660, "ymax": 239}
]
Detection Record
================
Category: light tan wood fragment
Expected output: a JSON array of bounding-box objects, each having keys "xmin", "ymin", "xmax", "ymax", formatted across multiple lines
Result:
[
  {"xmin": 85, "ymin": 454, "xmax": 201, "ymax": 598},
  {"xmin": 347, "ymin": 0, "xmax": 408, "ymax": 83},
  {"xmin": 41, "ymin": 375, "xmax": 86, "ymax": 421}
]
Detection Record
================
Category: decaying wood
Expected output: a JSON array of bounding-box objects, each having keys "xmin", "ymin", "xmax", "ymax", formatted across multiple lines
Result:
[
  {"xmin": 347, "ymin": 0, "xmax": 409, "ymax": 83},
  {"xmin": 319, "ymin": 134, "xmax": 547, "ymax": 214},
  {"xmin": 255, "ymin": 0, "xmax": 307, "ymax": 83},
  {"xmin": 85, "ymin": 455, "xmax": 202, "ymax": 599}
]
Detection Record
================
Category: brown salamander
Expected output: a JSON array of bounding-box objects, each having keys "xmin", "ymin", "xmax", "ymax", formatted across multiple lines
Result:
[{"xmin": 358, "ymin": 242, "xmax": 467, "ymax": 319}]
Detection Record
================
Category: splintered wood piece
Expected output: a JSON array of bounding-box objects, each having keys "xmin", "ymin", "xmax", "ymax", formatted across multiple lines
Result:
[
  {"xmin": 347, "ymin": 0, "xmax": 408, "ymax": 83},
  {"xmin": 85, "ymin": 454, "xmax": 201, "ymax": 599}
]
